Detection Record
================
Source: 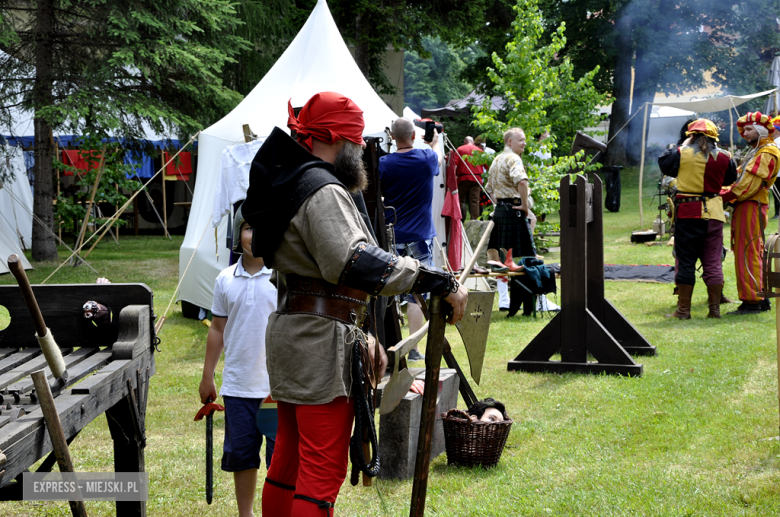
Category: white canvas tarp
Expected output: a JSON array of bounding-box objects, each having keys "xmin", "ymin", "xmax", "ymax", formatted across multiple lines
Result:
[
  {"xmin": 651, "ymin": 88, "xmax": 778, "ymax": 113},
  {"xmin": 178, "ymin": 0, "xmax": 446, "ymax": 310}
]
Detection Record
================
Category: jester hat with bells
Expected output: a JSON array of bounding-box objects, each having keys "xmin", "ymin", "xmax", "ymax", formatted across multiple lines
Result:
[{"xmin": 737, "ymin": 112, "xmax": 774, "ymax": 140}]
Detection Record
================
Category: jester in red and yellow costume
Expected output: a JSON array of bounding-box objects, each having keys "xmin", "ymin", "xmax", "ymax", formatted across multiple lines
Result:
[{"xmin": 720, "ymin": 112, "xmax": 780, "ymax": 314}]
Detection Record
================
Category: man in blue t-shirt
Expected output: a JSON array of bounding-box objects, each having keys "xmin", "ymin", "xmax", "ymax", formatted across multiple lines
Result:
[{"xmin": 380, "ymin": 117, "xmax": 442, "ymax": 361}]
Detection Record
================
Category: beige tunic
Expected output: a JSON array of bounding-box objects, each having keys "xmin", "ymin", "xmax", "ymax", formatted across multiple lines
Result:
[
  {"xmin": 266, "ymin": 184, "xmax": 421, "ymax": 404},
  {"xmin": 486, "ymin": 148, "xmax": 528, "ymax": 199}
]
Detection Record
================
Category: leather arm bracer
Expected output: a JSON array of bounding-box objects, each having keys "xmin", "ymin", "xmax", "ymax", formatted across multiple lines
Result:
[
  {"xmin": 410, "ymin": 264, "xmax": 460, "ymax": 297},
  {"xmin": 338, "ymin": 243, "xmax": 398, "ymax": 296},
  {"xmin": 338, "ymin": 242, "xmax": 459, "ymax": 297}
]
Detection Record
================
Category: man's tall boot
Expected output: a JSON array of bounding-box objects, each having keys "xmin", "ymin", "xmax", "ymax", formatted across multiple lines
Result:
[
  {"xmin": 706, "ymin": 284, "xmax": 722, "ymax": 319},
  {"xmin": 666, "ymin": 283, "xmax": 693, "ymax": 319}
]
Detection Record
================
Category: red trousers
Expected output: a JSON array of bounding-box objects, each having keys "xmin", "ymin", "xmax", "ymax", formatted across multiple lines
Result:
[{"xmin": 262, "ymin": 397, "xmax": 355, "ymax": 517}]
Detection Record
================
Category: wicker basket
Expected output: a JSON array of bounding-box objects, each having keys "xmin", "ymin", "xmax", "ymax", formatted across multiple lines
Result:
[{"xmin": 441, "ymin": 409, "xmax": 513, "ymax": 468}]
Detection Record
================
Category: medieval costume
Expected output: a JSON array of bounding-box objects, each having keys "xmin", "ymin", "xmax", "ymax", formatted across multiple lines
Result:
[
  {"xmin": 242, "ymin": 92, "xmax": 459, "ymax": 517},
  {"xmin": 658, "ymin": 119, "xmax": 737, "ymax": 318},
  {"xmin": 485, "ymin": 147, "xmax": 536, "ymax": 258},
  {"xmin": 720, "ymin": 112, "xmax": 780, "ymax": 314}
]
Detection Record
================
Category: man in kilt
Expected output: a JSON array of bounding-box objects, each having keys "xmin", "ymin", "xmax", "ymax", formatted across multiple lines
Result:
[{"xmin": 485, "ymin": 127, "xmax": 536, "ymax": 259}]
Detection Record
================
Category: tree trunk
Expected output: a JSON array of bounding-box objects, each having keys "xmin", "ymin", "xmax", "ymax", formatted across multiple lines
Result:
[
  {"xmin": 354, "ymin": 13, "xmax": 370, "ymax": 79},
  {"xmin": 32, "ymin": 0, "xmax": 57, "ymax": 261},
  {"xmin": 604, "ymin": 14, "xmax": 632, "ymax": 167},
  {"xmin": 626, "ymin": 48, "xmax": 657, "ymax": 166}
]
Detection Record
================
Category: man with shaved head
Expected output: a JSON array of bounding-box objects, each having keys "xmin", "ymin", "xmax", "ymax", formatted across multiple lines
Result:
[{"xmin": 380, "ymin": 117, "xmax": 443, "ymax": 360}]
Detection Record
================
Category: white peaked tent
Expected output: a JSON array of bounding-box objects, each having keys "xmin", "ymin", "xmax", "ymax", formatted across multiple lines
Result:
[
  {"xmin": 178, "ymin": 0, "xmax": 445, "ymax": 310},
  {"xmin": 0, "ymin": 167, "xmax": 32, "ymax": 274}
]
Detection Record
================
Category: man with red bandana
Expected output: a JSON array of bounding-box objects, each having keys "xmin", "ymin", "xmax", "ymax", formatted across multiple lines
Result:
[
  {"xmin": 658, "ymin": 119, "xmax": 737, "ymax": 319},
  {"xmin": 241, "ymin": 92, "xmax": 468, "ymax": 516},
  {"xmin": 720, "ymin": 112, "xmax": 780, "ymax": 314}
]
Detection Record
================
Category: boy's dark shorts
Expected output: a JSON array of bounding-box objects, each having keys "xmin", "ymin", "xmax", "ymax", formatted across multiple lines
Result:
[{"xmin": 221, "ymin": 395, "xmax": 275, "ymax": 472}]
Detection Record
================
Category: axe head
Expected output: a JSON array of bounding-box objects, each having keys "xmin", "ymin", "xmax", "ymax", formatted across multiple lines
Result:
[
  {"xmin": 379, "ymin": 367, "xmax": 416, "ymax": 415},
  {"xmin": 455, "ymin": 291, "xmax": 494, "ymax": 385}
]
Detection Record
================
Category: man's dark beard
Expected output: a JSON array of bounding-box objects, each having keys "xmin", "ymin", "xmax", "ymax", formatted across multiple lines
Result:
[{"xmin": 334, "ymin": 141, "xmax": 368, "ymax": 193}]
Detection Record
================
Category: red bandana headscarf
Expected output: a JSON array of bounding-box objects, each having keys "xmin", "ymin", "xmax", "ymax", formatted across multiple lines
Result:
[{"xmin": 287, "ymin": 92, "xmax": 365, "ymax": 152}]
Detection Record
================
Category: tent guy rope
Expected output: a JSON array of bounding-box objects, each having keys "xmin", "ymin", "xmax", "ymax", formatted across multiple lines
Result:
[{"xmin": 41, "ymin": 131, "xmax": 200, "ymax": 284}]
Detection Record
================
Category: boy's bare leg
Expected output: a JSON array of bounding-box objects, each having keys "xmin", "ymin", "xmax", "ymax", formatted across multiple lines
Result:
[{"xmin": 234, "ymin": 469, "xmax": 258, "ymax": 517}]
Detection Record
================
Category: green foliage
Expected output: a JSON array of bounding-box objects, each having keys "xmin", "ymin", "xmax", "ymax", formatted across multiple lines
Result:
[
  {"xmin": 404, "ymin": 37, "xmax": 483, "ymax": 114},
  {"xmin": 54, "ymin": 136, "xmax": 141, "ymax": 236},
  {"xmin": 0, "ymin": 0, "xmax": 249, "ymax": 140},
  {"xmin": 473, "ymin": 0, "xmax": 607, "ymax": 231}
]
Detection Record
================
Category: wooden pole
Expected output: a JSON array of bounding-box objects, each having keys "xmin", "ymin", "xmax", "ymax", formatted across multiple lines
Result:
[
  {"xmin": 730, "ymin": 104, "xmax": 735, "ymax": 155},
  {"xmin": 74, "ymin": 146, "xmax": 106, "ymax": 258},
  {"xmin": 161, "ymin": 156, "xmax": 168, "ymax": 238},
  {"xmin": 31, "ymin": 370, "xmax": 89, "ymax": 517},
  {"xmin": 409, "ymin": 295, "xmax": 447, "ymax": 517},
  {"xmin": 638, "ymin": 103, "xmax": 648, "ymax": 228},
  {"xmin": 774, "ymin": 237, "xmax": 780, "ymax": 438}
]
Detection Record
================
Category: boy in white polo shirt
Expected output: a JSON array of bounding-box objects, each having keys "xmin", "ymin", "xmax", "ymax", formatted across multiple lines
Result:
[{"xmin": 199, "ymin": 205, "xmax": 275, "ymax": 517}]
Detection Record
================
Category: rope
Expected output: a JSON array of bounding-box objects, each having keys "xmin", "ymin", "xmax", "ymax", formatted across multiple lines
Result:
[
  {"xmin": 41, "ymin": 131, "xmax": 200, "ymax": 284},
  {"xmin": 155, "ymin": 219, "xmax": 211, "ymax": 334},
  {"xmin": 0, "ymin": 180, "xmax": 100, "ymax": 274}
]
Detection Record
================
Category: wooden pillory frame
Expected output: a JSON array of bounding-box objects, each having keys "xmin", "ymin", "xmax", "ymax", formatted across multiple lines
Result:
[
  {"xmin": 0, "ymin": 283, "xmax": 155, "ymax": 516},
  {"xmin": 508, "ymin": 174, "xmax": 655, "ymax": 376}
]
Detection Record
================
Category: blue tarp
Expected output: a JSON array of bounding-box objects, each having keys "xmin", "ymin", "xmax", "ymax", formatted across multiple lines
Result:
[{"xmin": 1, "ymin": 135, "xmax": 196, "ymax": 180}]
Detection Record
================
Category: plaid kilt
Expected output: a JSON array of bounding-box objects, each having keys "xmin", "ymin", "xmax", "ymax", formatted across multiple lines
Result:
[{"xmin": 488, "ymin": 204, "xmax": 536, "ymax": 258}]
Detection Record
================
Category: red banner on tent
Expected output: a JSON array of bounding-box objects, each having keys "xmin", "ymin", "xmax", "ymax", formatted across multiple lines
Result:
[
  {"xmin": 61, "ymin": 149, "xmax": 102, "ymax": 176},
  {"xmin": 163, "ymin": 151, "xmax": 192, "ymax": 181}
]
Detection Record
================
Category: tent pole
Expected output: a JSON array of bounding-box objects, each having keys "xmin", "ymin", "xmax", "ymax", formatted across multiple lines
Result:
[
  {"xmin": 730, "ymin": 104, "xmax": 734, "ymax": 155},
  {"xmin": 639, "ymin": 103, "xmax": 648, "ymax": 228},
  {"xmin": 162, "ymin": 164, "xmax": 168, "ymax": 238}
]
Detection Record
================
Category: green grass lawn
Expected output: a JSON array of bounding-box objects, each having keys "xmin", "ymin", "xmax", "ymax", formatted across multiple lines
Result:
[{"xmin": 3, "ymin": 166, "xmax": 780, "ymax": 516}]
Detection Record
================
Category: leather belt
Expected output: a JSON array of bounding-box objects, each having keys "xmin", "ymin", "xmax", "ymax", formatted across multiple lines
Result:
[
  {"xmin": 278, "ymin": 273, "xmax": 370, "ymax": 326},
  {"xmin": 497, "ymin": 197, "xmax": 522, "ymax": 205}
]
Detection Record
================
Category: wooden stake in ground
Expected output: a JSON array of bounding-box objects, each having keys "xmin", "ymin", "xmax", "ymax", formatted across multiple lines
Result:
[
  {"xmin": 638, "ymin": 102, "xmax": 649, "ymax": 229},
  {"xmin": 31, "ymin": 370, "xmax": 88, "ymax": 517}
]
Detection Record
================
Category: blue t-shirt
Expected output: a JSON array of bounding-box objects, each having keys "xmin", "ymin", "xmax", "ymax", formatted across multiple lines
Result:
[{"xmin": 379, "ymin": 148, "xmax": 440, "ymax": 243}]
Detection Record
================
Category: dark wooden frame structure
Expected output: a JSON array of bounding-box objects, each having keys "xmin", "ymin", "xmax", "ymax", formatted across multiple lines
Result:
[
  {"xmin": 0, "ymin": 283, "xmax": 155, "ymax": 516},
  {"xmin": 508, "ymin": 175, "xmax": 655, "ymax": 376}
]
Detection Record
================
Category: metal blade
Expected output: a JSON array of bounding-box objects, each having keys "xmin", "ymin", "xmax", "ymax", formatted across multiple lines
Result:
[
  {"xmin": 378, "ymin": 367, "xmax": 416, "ymax": 414},
  {"xmin": 206, "ymin": 413, "xmax": 213, "ymax": 504},
  {"xmin": 455, "ymin": 291, "xmax": 495, "ymax": 385}
]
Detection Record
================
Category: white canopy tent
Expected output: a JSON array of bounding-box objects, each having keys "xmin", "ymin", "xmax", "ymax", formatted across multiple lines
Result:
[
  {"xmin": 178, "ymin": 0, "xmax": 445, "ymax": 310},
  {"xmin": 0, "ymin": 167, "xmax": 32, "ymax": 274},
  {"xmin": 634, "ymin": 88, "xmax": 779, "ymax": 227}
]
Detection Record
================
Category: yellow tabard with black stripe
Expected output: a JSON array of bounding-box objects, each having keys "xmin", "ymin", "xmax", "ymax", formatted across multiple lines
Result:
[{"xmin": 676, "ymin": 146, "xmax": 726, "ymax": 222}]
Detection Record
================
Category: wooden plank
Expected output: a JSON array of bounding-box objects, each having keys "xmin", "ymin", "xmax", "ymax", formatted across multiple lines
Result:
[
  {"xmin": 601, "ymin": 300, "xmax": 656, "ymax": 356},
  {"xmin": 587, "ymin": 174, "xmax": 606, "ymax": 321},
  {"xmin": 584, "ymin": 310, "xmax": 637, "ymax": 366},
  {"xmin": 0, "ymin": 349, "xmax": 19, "ymax": 362},
  {"xmin": 0, "ymin": 349, "xmax": 73, "ymax": 392},
  {"xmin": 0, "ymin": 283, "xmax": 153, "ymax": 349},
  {"xmin": 506, "ymin": 360, "xmax": 643, "ymax": 377},
  {"xmin": 560, "ymin": 176, "xmax": 588, "ymax": 363},
  {"xmin": 5, "ymin": 347, "xmax": 97, "ymax": 394},
  {"xmin": 513, "ymin": 311, "xmax": 562, "ymax": 362},
  {"xmin": 70, "ymin": 359, "xmax": 131, "ymax": 395},
  {"xmin": 0, "ymin": 349, "xmax": 41, "ymax": 376},
  {"xmin": 0, "ymin": 352, "xmax": 152, "ymax": 486}
]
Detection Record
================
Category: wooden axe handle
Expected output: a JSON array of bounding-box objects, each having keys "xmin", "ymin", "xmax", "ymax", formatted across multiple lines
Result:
[{"xmin": 8, "ymin": 254, "xmax": 48, "ymax": 337}]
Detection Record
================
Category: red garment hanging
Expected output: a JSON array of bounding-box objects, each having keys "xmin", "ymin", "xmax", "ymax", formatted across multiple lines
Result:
[
  {"xmin": 61, "ymin": 149, "xmax": 102, "ymax": 176},
  {"xmin": 441, "ymin": 151, "xmax": 463, "ymax": 271},
  {"xmin": 163, "ymin": 151, "xmax": 192, "ymax": 181}
]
